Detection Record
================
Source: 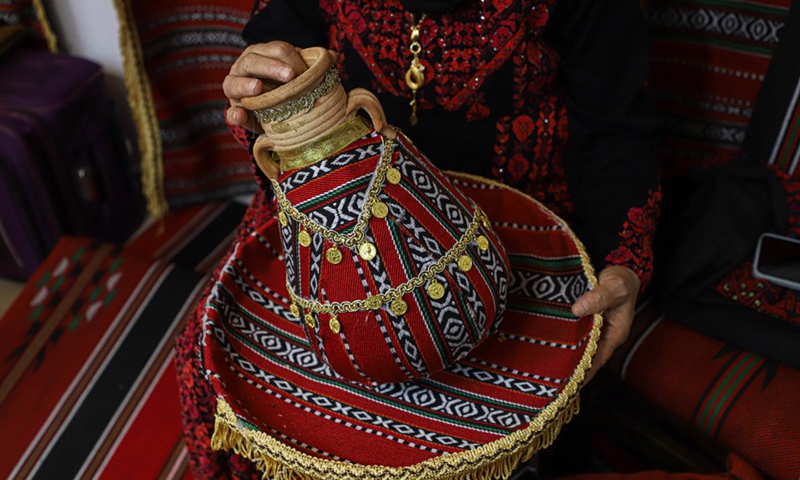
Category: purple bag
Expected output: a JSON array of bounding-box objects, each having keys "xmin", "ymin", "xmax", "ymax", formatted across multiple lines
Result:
[{"xmin": 0, "ymin": 48, "xmax": 144, "ymax": 280}]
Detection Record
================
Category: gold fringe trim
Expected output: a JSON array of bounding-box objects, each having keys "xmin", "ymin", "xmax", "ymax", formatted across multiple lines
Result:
[
  {"xmin": 210, "ymin": 172, "xmax": 603, "ymax": 480},
  {"xmin": 30, "ymin": 0, "xmax": 57, "ymax": 52},
  {"xmin": 110, "ymin": 0, "xmax": 168, "ymax": 218}
]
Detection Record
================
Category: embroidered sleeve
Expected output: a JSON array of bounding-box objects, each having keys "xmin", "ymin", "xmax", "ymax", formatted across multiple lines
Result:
[
  {"xmin": 604, "ymin": 188, "xmax": 662, "ymax": 291},
  {"xmin": 225, "ymin": 108, "xmax": 252, "ymax": 149}
]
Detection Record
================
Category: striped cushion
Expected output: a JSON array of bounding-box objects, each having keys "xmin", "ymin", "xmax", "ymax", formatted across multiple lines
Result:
[
  {"xmin": 611, "ymin": 303, "xmax": 800, "ymax": 480},
  {"xmin": 121, "ymin": 0, "xmax": 256, "ymax": 208},
  {"xmin": 646, "ymin": 0, "xmax": 791, "ymax": 175}
]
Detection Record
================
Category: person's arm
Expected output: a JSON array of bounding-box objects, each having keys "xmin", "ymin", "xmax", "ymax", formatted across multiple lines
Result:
[
  {"xmin": 548, "ymin": 0, "xmax": 661, "ymax": 290},
  {"xmin": 546, "ymin": 0, "xmax": 661, "ymax": 380}
]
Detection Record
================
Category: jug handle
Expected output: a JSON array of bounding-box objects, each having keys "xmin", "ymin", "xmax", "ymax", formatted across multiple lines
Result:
[
  {"xmin": 346, "ymin": 88, "xmax": 390, "ymax": 136},
  {"xmin": 252, "ymin": 135, "xmax": 280, "ymax": 181}
]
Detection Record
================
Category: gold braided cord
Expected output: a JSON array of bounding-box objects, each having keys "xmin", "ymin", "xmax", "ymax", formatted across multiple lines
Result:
[
  {"xmin": 211, "ymin": 171, "xmax": 603, "ymax": 480},
  {"xmin": 254, "ymin": 67, "xmax": 340, "ymax": 124},
  {"xmin": 271, "ymin": 135, "xmax": 396, "ymax": 248},
  {"xmin": 110, "ymin": 0, "xmax": 168, "ymax": 218},
  {"xmin": 30, "ymin": 0, "xmax": 57, "ymax": 52},
  {"xmin": 287, "ymin": 206, "xmax": 486, "ymax": 314}
]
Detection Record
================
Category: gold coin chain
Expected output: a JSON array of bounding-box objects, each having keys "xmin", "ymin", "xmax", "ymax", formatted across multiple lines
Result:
[
  {"xmin": 271, "ymin": 136, "xmax": 396, "ymax": 248},
  {"xmin": 287, "ymin": 205, "xmax": 487, "ymax": 314}
]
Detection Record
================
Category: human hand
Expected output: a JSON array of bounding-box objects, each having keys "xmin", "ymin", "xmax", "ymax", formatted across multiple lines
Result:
[
  {"xmin": 223, "ymin": 41, "xmax": 311, "ymax": 133},
  {"xmin": 571, "ymin": 265, "xmax": 640, "ymax": 383}
]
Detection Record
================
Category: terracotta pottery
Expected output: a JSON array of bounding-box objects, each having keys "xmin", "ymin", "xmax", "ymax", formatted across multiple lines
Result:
[{"xmin": 241, "ymin": 46, "xmax": 391, "ymax": 180}]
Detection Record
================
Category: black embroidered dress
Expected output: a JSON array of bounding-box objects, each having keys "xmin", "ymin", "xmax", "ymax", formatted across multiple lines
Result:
[{"xmin": 244, "ymin": 0, "xmax": 662, "ymax": 287}]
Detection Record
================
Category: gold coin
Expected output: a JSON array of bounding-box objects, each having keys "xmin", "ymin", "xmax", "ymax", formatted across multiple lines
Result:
[
  {"xmin": 387, "ymin": 168, "xmax": 402, "ymax": 185},
  {"xmin": 278, "ymin": 211, "xmax": 288, "ymax": 227},
  {"xmin": 366, "ymin": 296, "xmax": 383, "ymax": 310},
  {"xmin": 326, "ymin": 247, "xmax": 343, "ymax": 265},
  {"xmin": 290, "ymin": 303, "xmax": 300, "ymax": 318},
  {"xmin": 482, "ymin": 216, "xmax": 491, "ymax": 229},
  {"xmin": 304, "ymin": 313, "xmax": 316, "ymax": 329},
  {"xmin": 371, "ymin": 201, "xmax": 389, "ymax": 219},
  {"xmin": 298, "ymin": 230, "xmax": 312, "ymax": 247},
  {"xmin": 390, "ymin": 298, "xmax": 408, "ymax": 316},
  {"xmin": 476, "ymin": 235, "xmax": 489, "ymax": 251},
  {"xmin": 427, "ymin": 281, "xmax": 445, "ymax": 300},
  {"xmin": 458, "ymin": 254, "xmax": 473, "ymax": 272},
  {"xmin": 359, "ymin": 242, "xmax": 377, "ymax": 261},
  {"xmin": 329, "ymin": 315, "xmax": 341, "ymax": 334}
]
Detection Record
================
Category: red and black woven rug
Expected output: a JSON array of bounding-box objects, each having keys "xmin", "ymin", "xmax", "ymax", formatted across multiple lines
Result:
[{"xmin": 0, "ymin": 200, "xmax": 246, "ymax": 480}]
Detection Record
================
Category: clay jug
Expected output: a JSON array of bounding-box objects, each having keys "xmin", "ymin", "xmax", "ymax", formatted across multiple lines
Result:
[{"xmin": 239, "ymin": 47, "xmax": 510, "ymax": 386}]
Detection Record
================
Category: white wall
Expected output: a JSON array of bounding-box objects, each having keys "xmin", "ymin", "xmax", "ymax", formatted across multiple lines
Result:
[{"xmin": 45, "ymin": 0, "xmax": 138, "ymax": 161}]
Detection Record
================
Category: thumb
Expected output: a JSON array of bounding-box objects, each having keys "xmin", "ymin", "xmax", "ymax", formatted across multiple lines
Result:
[{"xmin": 572, "ymin": 284, "xmax": 613, "ymax": 318}]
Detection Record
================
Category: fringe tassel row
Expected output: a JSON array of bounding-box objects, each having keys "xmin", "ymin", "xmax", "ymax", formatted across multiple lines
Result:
[
  {"xmin": 212, "ymin": 394, "xmax": 581, "ymax": 480},
  {"xmin": 31, "ymin": 0, "xmax": 58, "ymax": 52},
  {"xmin": 110, "ymin": 0, "xmax": 168, "ymax": 219}
]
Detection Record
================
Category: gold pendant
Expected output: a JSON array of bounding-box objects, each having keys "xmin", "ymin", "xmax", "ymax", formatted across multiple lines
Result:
[
  {"xmin": 371, "ymin": 201, "xmax": 389, "ymax": 219},
  {"xmin": 298, "ymin": 230, "xmax": 312, "ymax": 247},
  {"xmin": 405, "ymin": 13, "xmax": 427, "ymax": 126},
  {"xmin": 476, "ymin": 235, "xmax": 490, "ymax": 251},
  {"xmin": 390, "ymin": 298, "xmax": 408, "ymax": 316},
  {"xmin": 329, "ymin": 315, "xmax": 341, "ymax": 334},
  {"xmin": 366, "ymin": 296, "xmax": 383, "ymax": 311},
  {"xmin": 326, "ymin": 247, "xmax": 343, "ymax": 265},
  {"xmin": 387, "ymin": 167, "xmax": 402, "ymax": 185},
  {"xmin": 458, "ymin": 254, "xmax": 473, "ymax": 272},
  {"xmin": 359, "ymin": 242, "xmax": 377, "ymax": 261},
  {"xmin": 427, "ymin": 280, "xmax": 445, "ymax": 300}
]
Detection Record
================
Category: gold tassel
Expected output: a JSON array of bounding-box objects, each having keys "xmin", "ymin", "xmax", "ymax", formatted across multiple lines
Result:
[
  {"xmin": 30, "ymin": 0, "xmax": 57, "ymax": 52},
  {"xmin": 109, "ymin": 0, "xmax": 168, "ymax": 219},
  {"xmin": 212, "ymin": 388, "xmax": 587, "ymax": 480}
]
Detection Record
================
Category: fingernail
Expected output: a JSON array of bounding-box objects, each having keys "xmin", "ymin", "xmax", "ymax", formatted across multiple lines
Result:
[
  {"xmin": 248, "ymin": 78, "xmax": 260, "ymax": 94},
  {"xmin": 278, "ymin": 65, "xmax": 292, "ymax": 81}
]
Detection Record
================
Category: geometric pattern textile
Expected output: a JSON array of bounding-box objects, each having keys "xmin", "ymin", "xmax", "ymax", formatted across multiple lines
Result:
[
  {"xmin": 114, "ymin": 0, "xmax": 256, "ymax": 213},
  {"xmin": 0, "ymin": 238, "xmax": 205, "ymax": 480},
  {"xmin": 646, "ymin": 0, "xmax": 791, "ymax": 176},
  {"xmin": 0, "ymin": 200, "xmax": 246, "ymax": 480},
  {"xmin": 276, "ymin": 130, "xmax": 510, "ymax": 385},
  {"xmin": 200, "ymin": 173, "xmax": 600, "ymax": 479},
  {"xmin": 611, "ymin": 302, "xmax": 800, "ymax": 480},
  {"xmin": 743, "ymin": 2, "xmax": 800, "ymax": 178}
]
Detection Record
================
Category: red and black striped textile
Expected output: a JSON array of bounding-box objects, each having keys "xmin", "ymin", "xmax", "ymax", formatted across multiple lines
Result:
[
  {"xmin": 646, "ymin": 0, "xmax": 793, "ymax": 176},
  {"xmin": 201, "ymin": 170, "xmax": 600, "ymax": 477},
  {"xmin": 0, "ymin": 199, "xmax": 246, "ymax": 480},
  {"xmin": 125, "ymin": 0, "xmax": 256, "ymax": 207},
  {"xmin": 276, "ymin": 130, "xmax": 510, "ymax": 385},
  {"xmin": 610, "ymin": 302, "xmax": 800, "ymax": 480}
]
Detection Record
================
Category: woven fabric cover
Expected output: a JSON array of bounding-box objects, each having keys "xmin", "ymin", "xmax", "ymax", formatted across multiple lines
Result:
[
  {"xmin": 200, "ymin": 166, "xmax": 600, "ymax": 479},
  {"xmin": 276, "ymin": 130, "xmax": 509, "ymax": 384}
]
